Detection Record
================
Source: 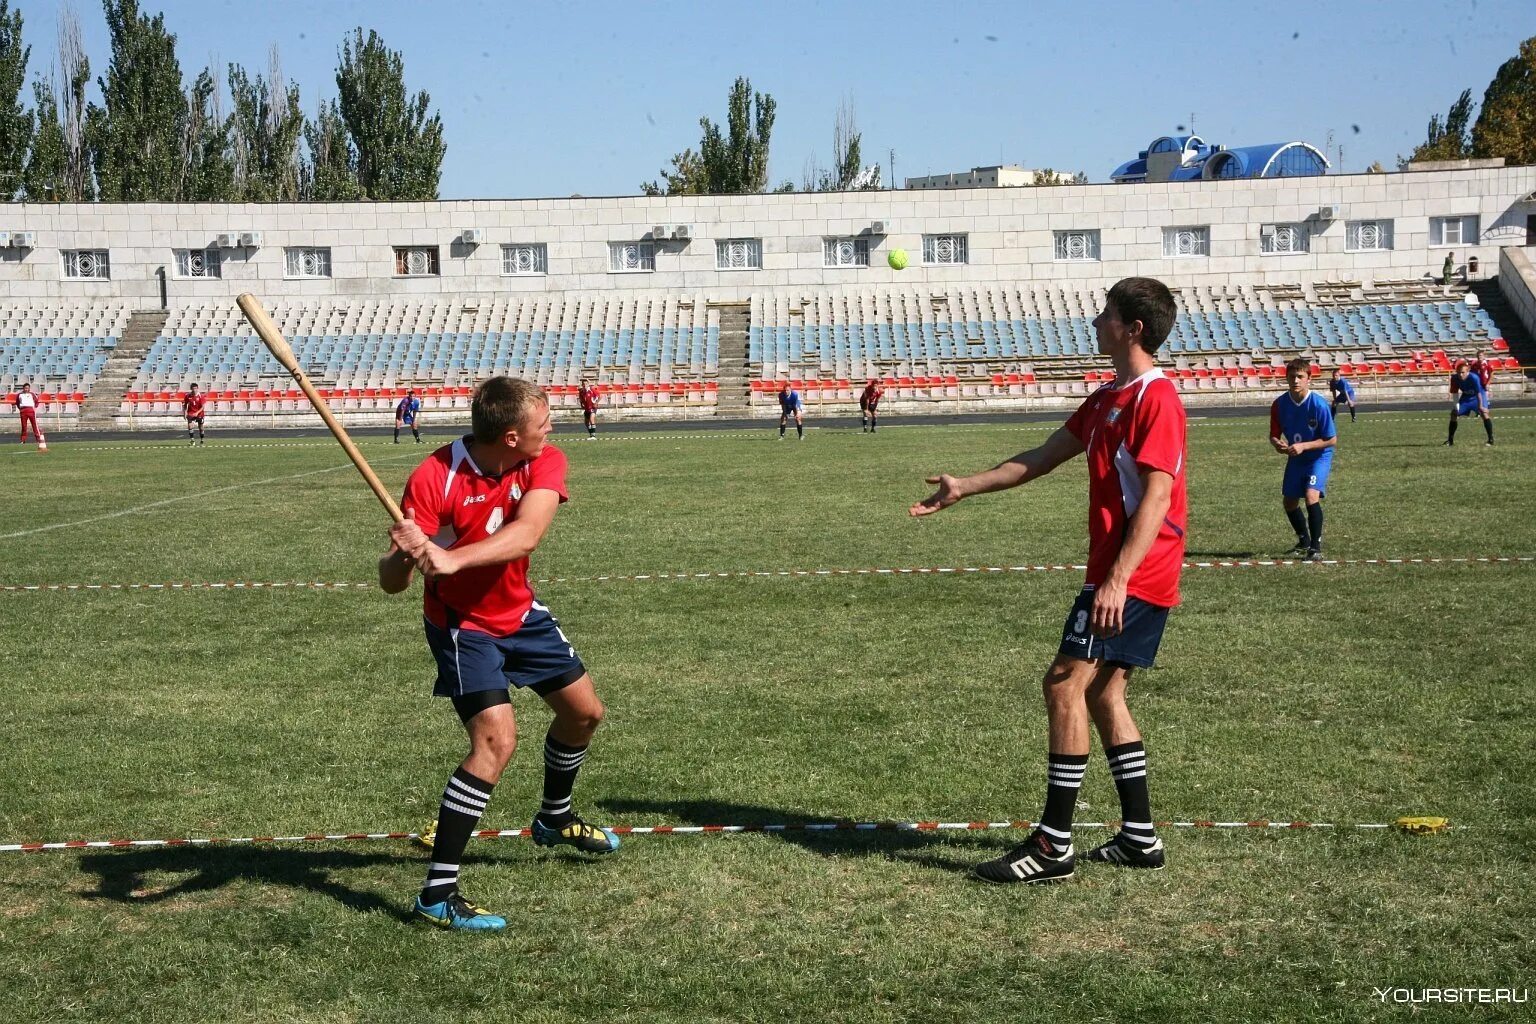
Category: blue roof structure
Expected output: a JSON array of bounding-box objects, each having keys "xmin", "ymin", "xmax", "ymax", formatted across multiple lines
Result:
[{"xmin": 1112, "ymin": 136, "xmax": 1328, "ymax": 183}]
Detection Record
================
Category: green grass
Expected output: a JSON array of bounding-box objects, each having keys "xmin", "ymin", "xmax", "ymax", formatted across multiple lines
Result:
[{"xmin": 2, "ymin": 410, "xmax": 1534, "ymax": 1022}]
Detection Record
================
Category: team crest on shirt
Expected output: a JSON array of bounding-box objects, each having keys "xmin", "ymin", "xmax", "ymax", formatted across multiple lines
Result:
[
  {"xmin": 1308, "ymin": 417, "xmax": 1319, "ymax": 429},
  {"xmin": 486, "ymin": 507, "xmax": 504, "ymax": 534},
  {"xmin": 1106, "ymin": 406, "xmax": 1122, "ymax": 425},
  {"xmin": 510, "ymin": 484, "xmax": 523, "ymax": 501}
]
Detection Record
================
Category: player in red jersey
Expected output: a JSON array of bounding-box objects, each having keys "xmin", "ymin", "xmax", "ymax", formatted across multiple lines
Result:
[
  {"xmin": 181, "ymin": 384, "xmax": 207, "ymax": 446},
  {"xmin": 1470, "ymin": 349, "xmax": 1495, "ymax": 413},
  {"xmin": 859, "ymin": 378, "xmax": 885, "ymax": 433},
  {"xmin": 577, "ymin": 378, "xmax": 599, "ymax": 439},
  {"xmin": 14, "ymin": 382, "xmax": 40, "ymax": 442},
  {"xmin": 912, "ymin": 277, "xmax": 1186, "ymax": 885},
  {"xmin": 382, "ymin": 376, "xmax": 618, "ymax": 932}
]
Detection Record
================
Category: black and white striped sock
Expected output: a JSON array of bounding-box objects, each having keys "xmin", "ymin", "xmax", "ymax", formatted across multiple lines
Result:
[
  {"xmin": 1040, "ymin": 753, "xmax": 1088, "ymax": 854},
  {"xmin": 537, "ymin": 734, "xmax": 588, "ymax": 827},
  {"xmin": 421, "ymin": 766, "xmax": 494, "ymax": 905},
  {"xmin": 1106, "ymin": 741, "xmax": 1157, "ymax": 849}
]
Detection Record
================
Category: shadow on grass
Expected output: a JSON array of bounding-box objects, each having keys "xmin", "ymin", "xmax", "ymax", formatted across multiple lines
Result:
[
  {"xmin": 1184, "ymin": 550, "xmax": 1259, "ymax": 559},
  {"xmin": 75, "ymin": 845, "xmax": 455, "ymax": 921},
  {"xmin": 598, "ymin": 797, "xmax": 1020, "ymax": 877}
]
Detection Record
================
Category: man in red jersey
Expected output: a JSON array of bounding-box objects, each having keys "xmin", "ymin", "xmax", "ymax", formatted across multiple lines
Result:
[
  {"xmin": 181, "ymin": 384, "xmax": 207, "ymax": 446},
  {"xmin": 14, "ymin": 383, "xmax": 40, "ymax": 442},
  {"xmin": 1469, "ymin": 349, "xmax": 1495, "ymax": 412},
  {"xmin": 912, "ymin": 277, "xmax": 1186, "ymax": 885},
  {"xmin": 382, "ymin": 376, "xmax": 618, "ymax": 932},
  {"xmin": 859, "ymin": 378, "xmax": 885, "ymax": 433},
  {"xmin": 577, "ymin": 378, "xmax": 599, "ymax": 439}
]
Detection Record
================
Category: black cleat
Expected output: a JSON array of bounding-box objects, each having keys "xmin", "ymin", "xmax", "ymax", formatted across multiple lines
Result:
[
  {"xmin": 1287, "ymin": 540, "xmax": 1310, "ymax": 558},
  {"xmin": 1083, "ymin": 833, "xmax": 1166, "ymax": 869},
  {"xmin": 1306, "ymin": 547, "xmax": 1323, "ymax": 563},
  {"xmin": 972, "ymin": 830, "xmax": 1074, "ymax": 885}
]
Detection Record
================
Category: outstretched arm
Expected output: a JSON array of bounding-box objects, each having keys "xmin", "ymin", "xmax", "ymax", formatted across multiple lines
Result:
[{"xmin": 910, "ymin": 426, "xmax": 1085, "ymax": 516}]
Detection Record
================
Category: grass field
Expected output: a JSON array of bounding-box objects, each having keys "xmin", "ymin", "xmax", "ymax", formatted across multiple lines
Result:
[{"xmin": 2, "ymin": 408, "xmax": 1534, "ymax": 1023}]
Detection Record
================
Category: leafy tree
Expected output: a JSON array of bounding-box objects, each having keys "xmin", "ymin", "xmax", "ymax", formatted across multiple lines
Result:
[
  {"xmin": 1470, "ymin": 36, "xmax": 1536, "ymax": 166},
  {"xmin": 646, "ymin": 77, "xmax": 776, "ymax": 195},
  {"xmin": 182, "ymin": 66, "xmax": 234, "ymax": 201},
  {"xmin": 300, "ymin": 98, "xmax": 363, "ymax": 200},
  {"xmin": 1031, "ymin": 168, "xmax": 1089, "ymax": 185},
  {"xmin": 0, "ymin": 0, "xmax": 30, "ymax": 200},
  {"xmin": 1365, "ymin": 160, "xmax": 1386, "ymax": 174},
  {"xmin": 23, "ymin": 6, "xmax": 93, "ymax": 202},
  {"xmin": 88, "ymin": 0, "xmax": 188, "ymax": 201},
  {"xmin": 802, "ymin": 99, "xmax": 881, "ymax": 192},
  {"xmin": 1408, "ymin": 88, "xmax": 1474, "ymax": 163},
  {"xmin": 229, "ymin": 49, "xmax": 302, "ymax": 201},
  {"xmin": 20, "ymin": 77, "xmax": 61, "ymax": 200},
  {"xmin": 334, "ymin": 28, "xmax": 444, "ymax": 200}
]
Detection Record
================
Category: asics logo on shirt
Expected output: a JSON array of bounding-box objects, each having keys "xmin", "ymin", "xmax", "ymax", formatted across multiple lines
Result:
[{"xmin": 462, "ymin": 494, "xmax": 487, "ymax": 506}]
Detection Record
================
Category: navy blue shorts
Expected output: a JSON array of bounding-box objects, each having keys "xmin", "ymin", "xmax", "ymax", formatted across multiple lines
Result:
[
  {"xmin": 1058, "ymin": 587, "xmax": 1171, "ymax": 669},
  {"xmin": 424, "ymin": 602, "xmax": 586, "ymax": 698}
]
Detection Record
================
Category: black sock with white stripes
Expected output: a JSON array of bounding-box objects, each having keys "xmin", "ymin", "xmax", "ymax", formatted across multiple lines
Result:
[
  {"xmin": 536, "ymin": 733, "xmax": 588, "ymax": 828},
  {"xmin": 1105, "ymin": 741, "xmax": 1157, "ymax": 849},
  {"xmin": 421, "ymin": 766, "xmax": 495, "ymax": 905},
  {"xmin": 1040, "ymin": 753, "xmax": 1088, "ymax": 854}
]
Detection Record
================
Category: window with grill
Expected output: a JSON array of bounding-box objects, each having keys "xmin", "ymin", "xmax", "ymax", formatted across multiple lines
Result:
[
  {"xmin": 284, "ymin": 247, "xmax": 331, "ymax": 278},
  {"xmin": 393, "ymin": 246, "xmax": 440, "ymax": 276},
  {"xmin": 62, "ymin": 249, "xmax": 110, "ymax": 279},
  {"xmin": 608, "ymin": 241, "xmax": 655, "ymax": 272},
  {"xmin": 823, "ymin": 237, "xmax": 869, "ymax": 268},
  {"xmin": 1161, "ymin": 226, "xmax": 1209, "ymax": 258},
  {"xmin": 501, "ymin": 244, "xmax": 547, "ymax": 275},
  {"xmin": 1345, "ymin": 220, "xmax": 1393, "ymax": 252},
  {"xmin": 1053, "ymin": 230, "xmax": 1100, "ymax": 261},
  {"xmin": 922, "ymin": 234, "xmax": 968, "ymax": 265},
  {"xmin": 715, "ymin": 238, "xmax": 763, "ymax": 270},
  {"xmin": 174, "ymin": 248, "xmax": 221, "ymax": 278},
  {"xmin": 1260, "ymin": 223, "xmax": 1309, "ymax": 255}
]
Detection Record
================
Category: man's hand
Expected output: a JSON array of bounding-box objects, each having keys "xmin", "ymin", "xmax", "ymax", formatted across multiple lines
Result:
[
  {"xmin": 1091, "ymin": 577, "xmax": 1129, "ymax": 638},
  {"xmin": 910, "ymin": 474, "xmax": 965, "ymax": 517},
  {"xmin": 1270, "ymin": 436, "xmax": 1290, "ymax": 455},
  {"xmin": 413, "ymin": 542, "xmax": 462, "ymax": 579},
  {"xmin": 389, "ymin": 510, "xmax": 429, "ymax": 558}
]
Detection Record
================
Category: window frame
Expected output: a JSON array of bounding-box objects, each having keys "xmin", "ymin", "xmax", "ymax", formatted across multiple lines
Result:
[
  {"xmin": 608, "ymin": 241, "xmax": 656, "ymax": 273},
  {"xmin": 922, "ymin": 233, "xmax": 969, "ymax": 266},
  {"xmin": 822, "ymin": 237, "xmax": 870, "ymax": 268},
  {"xmin": 1260, "ymin": 223, "xmax": 1310, "ymax": 255},
  {"xmin": 715, "ymin": 238, "xmax": 763, "ymax": 271},
  {"xmin": 392, "ymin": 245, "xmax": 441, "ymax": 277},
  {"xmin": 1429, "ymin": 215, "xmax": 1478, "ymax": 248},
  {"xmin": 1052, "ymin": 229, "xmax": 1101, "ymax": 262},
  {"xmin": 173, "ymin": 247, "xmax": 222, "ymax": 279},
  {"xmin": 500, "ymin": 243, "xmax": 548, "ymax": 276},
  {"xmin": 284, "ymin": 246, "xmax": 332, "ymax": 279},
  {"xmin": 1161, "ymin": 225, "xmax": 1210, "ymax": 259},
  {"xmin": 1345, "ymin": 219, "xmax": 1394, "ymax": 252},
  {"xmin": 62, "ymin": 249, "xmax": 110, "ymax": 280}
]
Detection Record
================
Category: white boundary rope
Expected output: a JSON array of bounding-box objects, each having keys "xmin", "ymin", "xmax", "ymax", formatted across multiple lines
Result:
[
  {"xmin": 1, "ymin": 555, "xmax": 1530, "ymax": 594},
  {"xmin": 0, "ymin": 816, "xmax": 1462, "ymax": 853}
]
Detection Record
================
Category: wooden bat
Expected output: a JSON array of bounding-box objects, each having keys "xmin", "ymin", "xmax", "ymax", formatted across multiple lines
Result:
[{"xmin": 237, "ymin": 293, "xmax": 405, "ymax": 523}]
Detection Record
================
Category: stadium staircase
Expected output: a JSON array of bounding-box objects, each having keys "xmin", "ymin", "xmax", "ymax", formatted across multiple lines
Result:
[
  {"xmin": 78, "ymin": 309, "xmax": 168, "ymax": 428},
  {"xmin": 1471, "ymin": 279, "xmax": 1536, "ymax": 375},
  {"xmin": 713, "ymin": 302, "xmax": 751, "ymax": 416}
]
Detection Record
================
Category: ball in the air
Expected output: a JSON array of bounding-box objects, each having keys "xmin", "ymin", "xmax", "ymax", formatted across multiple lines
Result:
[{"xmin": 887, "ymin": 248, "xmax": 909, "ymax": 271}]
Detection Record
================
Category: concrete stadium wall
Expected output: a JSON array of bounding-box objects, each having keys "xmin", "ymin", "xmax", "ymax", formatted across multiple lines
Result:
[
  {"xmin": 1498, "ymin": 246, "xmax": 1536, "ymax": 342},
  {"xmin": 1, "ymin": 166, "xmax": 1533, "ymax": 306}
]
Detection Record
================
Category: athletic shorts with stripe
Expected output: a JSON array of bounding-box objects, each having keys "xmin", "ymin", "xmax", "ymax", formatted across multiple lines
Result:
[
  {"xmin": 424, "ymin": 601, "xmax": 585, "ymax": 698},
  {"xmin": 1057, "ymin": 586, "xmax": 1171, "ymax": 669}
]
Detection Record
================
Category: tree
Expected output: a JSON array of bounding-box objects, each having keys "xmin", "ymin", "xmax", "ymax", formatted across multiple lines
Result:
[
  {"xmin": 1470, "ymin": 36, "xmax": 1536, "ymax": 166},
  {"xmin": 1031, "ymin": 168, "xmax": 1090, "ymax": 186},
  {"xmin": 229, "ymin": 48, "xmax": 302, "ymax": 201},
  {"xmin": 645, "ymin": 77, "xmax": 776, "ymax": 195},
  {"xmin": 23, "ymin": 5, "xmax": 93, "ymax": 202},
  {"xmin": 1365, "ymin": 160, "xmax": 1387, "ymax": 174},
  {"xmin": 802, "ymin": 98, "xmax": 882, "ymax": 192},
  {"xmin": 334, "ymin": 28, "xmax": 445, "ymax": 200},
  {"xmin": 20, "ymin": 77, "xmax": 61, "ymax": 200},
  {"xmin": 182, "ymin": 66, "xmax": 235, "ymax": 201},
  {"xmin": 0, "ymin": 0, "xmax": 31, "ymax": 200},
  {"xmin": 88, "ymin": 0, "xmax": 188, "ymax": 201},
  {"xmin": 1408, "ymin": 88, "xmax": 1473, "ymax": 163},
  {"xmin": 300, "ymin": 98, "xmax": 363, "ymax": 200}
]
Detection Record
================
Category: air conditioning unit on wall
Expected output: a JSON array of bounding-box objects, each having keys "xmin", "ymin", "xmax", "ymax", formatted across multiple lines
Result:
[
  {"xmin": 651, "ymin": 225, "xmax": 670, "ymax": 241},
  {"xmin": 12, "ymin": 231, "xmax": 35, "ymax": 248},
  {"xmin": 239, "ymin": 231, "xmax": 263, "ymax": 247},
  {"xmin": 671, "ymin": 224, "xmax": 692, "ymax": 241},
  {"xmin": 216, "ymin": 232, "xmax": 239, "ymax": 248},
  {"xmin": 460, "ymin": 228, "xmax": 485, "ymax": 244}
]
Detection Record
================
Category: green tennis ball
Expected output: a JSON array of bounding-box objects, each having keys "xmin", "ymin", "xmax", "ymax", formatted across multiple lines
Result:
[{"xmin": 887, "ymin": 248, "xmax": 909, "ymax": 271}]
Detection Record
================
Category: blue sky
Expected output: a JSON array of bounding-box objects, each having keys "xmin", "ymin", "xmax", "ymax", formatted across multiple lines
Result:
[{"xmin": 14, "ymin": 0, "xmax": 1532, "ymax": 197}]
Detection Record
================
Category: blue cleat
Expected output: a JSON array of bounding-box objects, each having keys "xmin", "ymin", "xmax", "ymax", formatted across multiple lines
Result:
[
  {"xmin": 531, "ymin": 814, "xmax": 621, "ymax": 855},
  {"xmin": 412, "ymin": 892, "xmax": 507, "ymax": 931}
]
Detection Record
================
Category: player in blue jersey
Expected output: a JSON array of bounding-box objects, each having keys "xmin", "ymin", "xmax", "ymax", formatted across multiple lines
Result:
[
  {"xmin": 1269, "ymin": 359, "xmax": 1337, "ymax": 561},
  {"xmin": 1444, "ymin": 361, "xmax": 1493, "ymax": 447},
  {"xmin": 1327, "ymin": 368, "xmax": 1357, "ymax": 423},
  {"xmin": 394, "ymin": 390, "xmax": 423, "ymax": 444},
  {"xmin": 777, "ymin": 382, "xmax": 804, "ymax": 440}
]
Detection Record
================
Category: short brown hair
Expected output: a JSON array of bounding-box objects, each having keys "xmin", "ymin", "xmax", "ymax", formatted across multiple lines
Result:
[
  {"xmin": 471, "ymin": 376, "xmax": 547, "ymax": 443},
  {"xmin": 1285, "ymin": 358, "xmax": 1312, "ymax": 378},
  {"xmin": 1106, "ymin": 277, "xmax": 1177, "ymax": 354}
]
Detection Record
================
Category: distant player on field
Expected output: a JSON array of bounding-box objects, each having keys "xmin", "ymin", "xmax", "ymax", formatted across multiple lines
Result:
[
  {"xmin": 1470, "ymin": 350, "xmax": 1494, "ymax": 411},
  {"xmin": 1270, "ymin": 359, "xmax": 1337, "ymax": 561},
  {"xmin": 778, "ymin": 381, "xmax": 804, "ymax": 440},
  {"xmin": 382, "ymin": 376, "xmax": 619, "ymax": 932},
  {"xmin": 394, "ymin": 389, "xmax": 422, "ymax": 444},
  {"xmin": 181, "ymin": 384, "xmax": 207, "ymax": 446},
  {"xmin": 912, "ymin": 277, "xmax": 1187, "ymax": 884},
  {"xmin": 1327, "ymin": 368, "xmax": 1357, "ymax": 423},
  {"xmin": 578, "ymin": 379, "xmax": 599, "ymax": 439},
  {"xmin": 14, "ymin": 382, "xmax": 40, "ymax": 442},
  {"xmin": 859, "ymin": 378, "xmax": 885, "ymax": 433},
  {"xmin": 1444, "ymin": 361, "xmax": 1493, "ymax": 447}
]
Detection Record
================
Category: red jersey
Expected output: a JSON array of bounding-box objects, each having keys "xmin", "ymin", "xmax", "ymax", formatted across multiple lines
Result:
[
  {"xmin": 1063, "ymin": 368, "xmax": 1188, "ymax": 608},
  {"xmin": 401, "ymin": 438, "xmax": 569, "ymax": 636},
  {"xmin": 183, "ymin": 392, "xmax": 207, "ymax": 417},
  {"xmin": 1471, "ymin": 359, "xmax": 1493, "ymax": 390},
  {"xmin": 860, "ymin": 383, "xmax": 883, "ymax": 408},
  {"xmin": 578, "ymin": 386, "xmax": 599, "ymax": 412}
]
